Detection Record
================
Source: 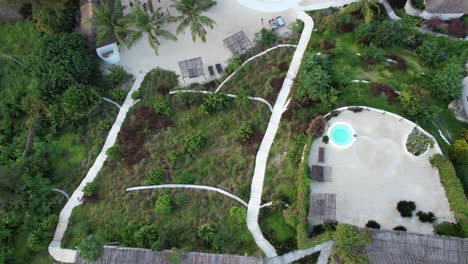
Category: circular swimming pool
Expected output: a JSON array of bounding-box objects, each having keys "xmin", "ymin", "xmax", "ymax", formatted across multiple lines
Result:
[{"xmin": 327, "ymin": 122, "xmax": 356, "ymax": 149}]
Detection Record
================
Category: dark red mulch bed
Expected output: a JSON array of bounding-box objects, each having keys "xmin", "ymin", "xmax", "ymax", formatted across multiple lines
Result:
[
  {"xmin": 370, "ymin": 83, "xmax": 400, "ymax": 102},
  {"xmin": 242, "ymin": 131, "xmax": 264, "ymax": 155},
  {"xmin": 387, "ymin": 54, "xmax": 408, "ymax": 71},
  {"xmin": 117, "ymin": 107, "xmax": 171, "ymax": 166},
  {"xmin": 267, "ymin": 77, "xmax": 285, "ymax": 105}
]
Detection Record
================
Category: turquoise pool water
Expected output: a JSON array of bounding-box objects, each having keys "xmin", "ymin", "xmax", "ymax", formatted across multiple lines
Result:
[{"xmin": 328, "ymin": 123, "xmax": 355, "ymax": 148}]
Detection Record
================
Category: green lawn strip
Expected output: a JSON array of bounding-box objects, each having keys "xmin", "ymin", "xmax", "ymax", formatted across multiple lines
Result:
[{"xmin": 430, "ymin": 155, "xmax": 468, "ymax": 237}]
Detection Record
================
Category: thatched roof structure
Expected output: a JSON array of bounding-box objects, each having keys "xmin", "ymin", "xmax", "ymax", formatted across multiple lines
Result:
[
  {"xmin": 75, "ymin": 246, "xmax": 263, "ymax": 264},
  {"xmin": 366, "ymin": 229, "xmax": 468, "ymax": 264},
  {"xmin": 223, "ymin": 31, "xmax": 254, "ymax": 56},
  {"xmin": 424, "ymin": 0, "xmax": 468, "ymax": 14}
]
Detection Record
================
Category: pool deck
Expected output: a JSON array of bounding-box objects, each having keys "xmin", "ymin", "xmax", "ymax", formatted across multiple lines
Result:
[{"xmin": 308, "ymin": 110, "xmax": 455, "ymax": 234}]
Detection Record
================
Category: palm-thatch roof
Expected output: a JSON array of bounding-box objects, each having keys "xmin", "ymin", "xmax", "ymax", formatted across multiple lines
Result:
[{"xmin": 424, "ymin": 0, "xmax": 468, "ymax": 14}]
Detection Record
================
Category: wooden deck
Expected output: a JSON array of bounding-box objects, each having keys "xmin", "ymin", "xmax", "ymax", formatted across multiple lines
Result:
[
  {"xmin": 75, "ymin": 247, "xmax": 263, "ymax": 264},
  {"xmin": 308, "ymin": 193, "xmax": 336, "ymax": 225}
]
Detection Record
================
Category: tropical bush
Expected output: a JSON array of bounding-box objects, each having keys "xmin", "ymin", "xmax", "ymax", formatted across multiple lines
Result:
[
  {"xmin": 429, "ymin": 155, "xmax": 468, "ymax": 237},
  {"xmin": 415, "ymin": 39, "xmax": 445, "ymax": 66},
  {"xmin": 184, "ymin": 130, "xmax": 207, "ymax": 154},
  {"xmin": 83, "ymin": 182, "xmax": 96, "ymax": 197},
  {"xmin": 396, "ymin": 200, "xmax": 416, "ymax": 217},
  {"xmin": 106, "ymin": 65, "xmax": 129, "ymax": 86},
  {"xmin": 254, "ymin": 28, "xmax": 277, "ymax": 50},
  {"xmin": 332, "ymin": 224, "xmax": 371, "ymax": 264},
  {"xmin": 356, "ymin": 19, "xmax": 407, "ymax": 48},
  {"xmin": 131, "ymin": 91, "xmax": 141, "ymax": 100},
  {"xmin": 106, "ymin": 144, "xmax": 119, "ymax": 158},
  {"xmin": 406, "ymin": 128, "xmax": 431, "ymax": 156},
  {"xmin": 365, "ymin": 220, "xmax": 381, "ymax": 229},
  {"xmin": 153, "ymin": 97, "xmax": 172, "ymax": 116},
  {"xmin": 361, "ymin": 43, "xmax": 386, "ymax": 66},
  {"xmin": 416, "ymin": 211, "xmax": 436, "ymax": 223},
  {"xmin": 399, "ymin": 88, "xmax": 430, "ymax": 119},
  {"xmin": 134, "ymin": 225, "xmax": 159, "ymax": 248},
  {"xmin": 110, "ymin": 88, "xmax": 127, "ymax": 102},
  {"xmin": 61, "ymin": 84, "xmax": 101, "ymax": 121},
  {"xmin": 175, "ymin": 171, "xmax": 194, "ymax": 184},
  {"xmin": 154, "ymin": 194, "xmax": 171, "ymax": 215},
  {"xmin": 197, "ymin": 223, "xmax": 214, "ymax": 243},
  {"xmin": 225, "ymin": 57, "xmax": 242, "ymax": 75},
  {"xmin": 78, "ymin": 235, "xmax": 104, "ymax": 262},
  {"xmin": 145, "ymin": 168, "xmax": 163, "ymax": 185},
  {"xmin": 236, "ymin": 124, "xmax": 254, "ymax": 142},
  {"xmin": 430, "ymin": 62, "xmax": 464, "ymax": 102},
  {"xmin": 200, "ymin": 93, "xmax": 231, "ymax": 115}
]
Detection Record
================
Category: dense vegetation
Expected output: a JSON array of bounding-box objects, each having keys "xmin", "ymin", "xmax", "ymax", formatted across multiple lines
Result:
[{"xmin": 0, "ymin": 6, "xmax": 121, "ymax": 263}]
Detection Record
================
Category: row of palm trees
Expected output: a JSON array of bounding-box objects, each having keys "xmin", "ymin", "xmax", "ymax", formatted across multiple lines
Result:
[{"xmin": 90, "ymin": 0, "xmax": 216, "ymax": 54}]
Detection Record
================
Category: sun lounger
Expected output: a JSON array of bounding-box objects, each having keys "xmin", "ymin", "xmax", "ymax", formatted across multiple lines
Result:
[
  {"xmin": 269, "ymin": 19, "xmax": 278, "ymax": 29},
  {"xmin": 208, "ymin": 66, "xmax": 215, "ymax": 77},
  {"xmin": 318, "ymin": 147, "xmax": 325, "ymax": 163},
  {"xmin": 215, "ymin": 63, "xmax": 223, "ymax": 74},
  {"xmin": 276, "ymin": 16, "xmax": 285, "ymax": 27},
  {"xmin": 310, "ymin": 165, "xmax": 325, "ymax": 182}
]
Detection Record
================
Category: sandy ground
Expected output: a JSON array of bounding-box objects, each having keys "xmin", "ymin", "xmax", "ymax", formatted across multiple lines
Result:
[
  {"xmin": 307, "ymin": 110, "xmax": 455, "ymax": 235},
  {"xmin": 117, "ymin": 0, "xmax": 296, "ymax": 83}
]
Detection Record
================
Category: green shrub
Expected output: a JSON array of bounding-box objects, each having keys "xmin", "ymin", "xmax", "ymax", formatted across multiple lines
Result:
[
  {"xmin": 430, "ymin": 62, "xmax": 464, "ymax": 102},
  {"xmin": 106, "ymin": 65, "xmax": 129, "ymax": 86},
  {"xmin": 429, "ymin": 154, "xmax": 468, "ymax": 237},
  {"xmin": 175, "ymin": 171, "xmax": 194, "ymax": 184},
  {"xmin": 406, "ymin": 128, "xmax": 432, "ymax": 156},
  {"xmin": 131, "ymin": 91, "xmax": 141, "ymax": 100},
  {"xmin": 110, "ymin": 88, "xmax": 127, "ymax": 102},
  {"xmin": 106, "ymin": 144, "xmax": 119, "ymax": 159},
  {"xmin": 98, "ymin": 120, "xmax": 112, "ymax": 131},
  {"xmin": 153, "ymin": 97, "xmax": 172, "ymax": 116},
  {"xmin": 155, "ymin": 194, "xmax": 171, "ymax": 215},
  {"xmin": 139, "ymin": 68, "xmax": 178, "ymax": 99},
  {"xmin": 134, "ymin": 225, "xmax": 159, "ymax": 248},
  {"xmin": 61, "ymin": 84, "xmax": 101, "ymax": 121},
  {"xmin": 254, "ymin": 28, "xmax": 277, "ymax": 49},
  {"xmin": 399, "ymin": 88, "xmax": 430, "ymax": 119},
  {"xmin": 393, "ymin": 225, "xmax": 407, "ymax": 231},
  {"xmin": 145, "ymin": 168, "xmax": 163, "ymax": 185},
  {"xmin": 197, "ymin": 223, "xmax": 215, "ymax": 243},
  {"xmin": 361, "ymin": 43, "xmax": 386, "ymax": 64},
  {"xmin": 225, "ymin": 57, "xmax": 242, "ymax": 75},
  {"xmin": 83, "ymin": 182, "xmax": 96, "ymax": 197},
  {"xmin": 184, "ymin": 130, "xmax": 207, "ymax": 154},
  {"xmin": 236, "ymin": 124, "xmax": 254, "ymax": 142},
  {"xmin": 200, "ymin": 93, "xmax": 231, "ymax": 115},
  {"xmin": 167, "ymin": 150, "xmax": 178, "ymax": 166},
  {"xmin": 415, "ymin": 39, "xmax": 445, "ymax": 66},
  {"xmin": 332, "ymin": 224, "xmax": 371, "ymax": 264},
  {"xmin": 397, "ymin": 200, "xmax": 416, "ymax": 217},
  {"xmin": 78, "ymin": 235, "xmax": 104, "ymax": 262},
  {"xmin": 356, "ymin": 19, "xmax": 407, "ymax": 48},
  {"xmin": 365, "ymin": 220, "xmax": 381, "ymax": 229},
  {"xmin": 434, "ymin": 222, "xmax": 463, "ymax": 237}
]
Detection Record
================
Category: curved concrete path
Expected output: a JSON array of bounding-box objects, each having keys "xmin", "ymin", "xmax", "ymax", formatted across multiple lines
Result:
[
  {"xmin": 52, "ymin": 188, "xmax": 70, "ymax": 200},
  {"xmin": 102, "ymin": 96, "xmax": 122, "ymax": 109},
  {"xmin": 126, "ymin": 184, "xmax": 249, "ymax": 207},
  {"xmin": 48, "ymin": 72, "xmax": 146, "ymax": 263},
  {"xmin": 169, "ymin": 89, "xmax": 273, "ymax": 112},
  {"xmin": 246, "ymin": 10, "xmax": 314, "ymax": 259},
  {"xmin": 215, "ymin": 44, "xmax": 297, "ymax": 93}
]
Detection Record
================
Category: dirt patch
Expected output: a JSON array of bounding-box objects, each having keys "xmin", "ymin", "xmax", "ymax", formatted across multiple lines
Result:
[
  {"xmin": 203, "ymin": 80, "xmax": 219, "ymax": 91},
  {"xmin": 242, "ymin": 131, "xmax": 264, "ymax": 155},
  {"xmin": 278, "ymin": 62, "xmax": 289, "ymax": 72},
  {"xmin": 267, "ymin": 77, "xmax": 285, "ymax": 104},
  {"xmin": 370, "ymin": 83, "xmax": 399, "ymax": 102},
  {"xmin": 387, "ymin": 54, "xmax": 408, "ymax": 71},
  {"xmin": 117, "ymin": 107, "xmax": 171, "ymax": 166}
]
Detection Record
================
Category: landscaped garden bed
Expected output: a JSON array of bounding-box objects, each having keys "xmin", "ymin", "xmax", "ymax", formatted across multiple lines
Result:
[{"xmin": 406, "ymin": 128, "xmax": 432, "ymax": 156}]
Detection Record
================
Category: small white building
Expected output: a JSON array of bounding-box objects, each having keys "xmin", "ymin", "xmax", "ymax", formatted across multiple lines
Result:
[{"xmin": 405, "ymin": 0, "xmax": 468, "ymax": 20}]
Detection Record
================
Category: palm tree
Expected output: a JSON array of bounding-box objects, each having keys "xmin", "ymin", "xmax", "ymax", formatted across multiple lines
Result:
[
  {"xmin": 342, "ymin": 0, "xmax": 380, "ymax": 24},
  {"xmin": 197, "ymin": 223, "xmax": 214, "ymax": 243},
  {"xmin": 171, "ymin": 0, "xmax": 216, "ymax": 42},
  {"xmin": 88, "ymin": 0, "xmax": 127, "ymax": 45},
  {"xmin": 124, "ymin": 5, "xmax": 177, "ymax": 54}
]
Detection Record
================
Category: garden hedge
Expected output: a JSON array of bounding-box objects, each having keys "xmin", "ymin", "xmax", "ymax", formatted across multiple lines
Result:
[{"xmin": 430, "ymin": 154, "xmax": 468, "ymax": 237}]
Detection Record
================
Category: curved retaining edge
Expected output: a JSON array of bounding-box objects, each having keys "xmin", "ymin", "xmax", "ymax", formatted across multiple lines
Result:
[
  {"xmin": 126, "ymin": 184, "xmax": 249, "ymax": 208},
  {"xmin": 169, "ymin": 89, "xmax": 273, "ymax": 112}
]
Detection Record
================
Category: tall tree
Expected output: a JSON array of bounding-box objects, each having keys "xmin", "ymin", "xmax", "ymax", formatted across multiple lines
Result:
[
  {"xmin": 171, "ymin": 0, "xmax": 216, "ymax": 42},
  {"xmin": 342, "ymin": 0, "xmax": 380, "ymax": 24},
  {"xmin": 125, "ymin": 5, "xmax": 177, "ymax": 54},
  {"xmin": 88, "ymin": 0, "xmax": 127, "ymax": 45}
]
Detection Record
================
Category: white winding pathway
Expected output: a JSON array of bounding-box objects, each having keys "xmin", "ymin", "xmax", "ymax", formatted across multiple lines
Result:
[
  {"xmin": 246, "ymin": 9, "xmax": 314, "ymax": 259},
  {"xmin": 169, "ymin": 89, "xmax": 274, "ymax": 112},
  {"xmin": 48, "ymin": 72, "xmax": 146, "ymax": 263}
]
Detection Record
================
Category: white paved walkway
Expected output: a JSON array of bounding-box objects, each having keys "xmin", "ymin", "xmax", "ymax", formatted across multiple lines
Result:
[
  {"xmin": 246, "ymin": 9, "xmax": 314, "ymax": 259},
  {"xmin": 48, "ymin": 72, "xmax": 146, "ymax": 263}
]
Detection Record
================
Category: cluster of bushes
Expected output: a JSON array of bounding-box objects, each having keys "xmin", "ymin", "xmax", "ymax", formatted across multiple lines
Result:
[
  {"xmin": 356, "ymin": 18, "xmax": 415, "ymax": 48},
  {"xmin": 429, "ymin": 155, "xmax": 468, "ymax": 237},
  {"xmin": 397, "ymin": 200, "xmax": 416, "ymax": 217},
  {"xmin": 200, "ymin": 93, "xmax": 231, "ymax": 115},
  {"xmin": 331, "ymin": 224, "xmax": 371, "ymax": 264},
  {"xmin": 405, "ymin": 128, "xmax": 432, "ymax": 156},
  {"xmin": 254, "ymin": 28, "xmax": 278, "ymax": 50}
]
